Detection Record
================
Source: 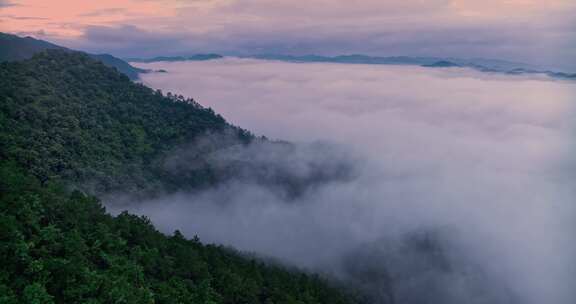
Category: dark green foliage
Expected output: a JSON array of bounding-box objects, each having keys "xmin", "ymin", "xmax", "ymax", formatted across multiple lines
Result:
[
  {"xmin": 0, "ymin": 49, "xmax": 359, "ymax": 303},
  {"xmin": 0, "ymin": 161, "xmax": 358, "ymax": 304},
  {"xmin": 0, "ymin": 49, "xmax": 252, "ymax": 195},
  {"xmin": 0, "ymin": 32, "xmax": 146, "ymax": 80}
]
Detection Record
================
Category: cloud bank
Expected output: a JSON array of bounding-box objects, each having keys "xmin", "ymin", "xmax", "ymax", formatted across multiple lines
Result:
[{"xmin": 112, "ymin": 60, "xmax": 576, "ymax": 303}]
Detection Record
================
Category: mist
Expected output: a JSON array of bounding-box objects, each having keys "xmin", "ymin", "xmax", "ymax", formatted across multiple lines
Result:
[{"xmin": 111, "ymin": 59, "xmax": 576, "ymax": 303}]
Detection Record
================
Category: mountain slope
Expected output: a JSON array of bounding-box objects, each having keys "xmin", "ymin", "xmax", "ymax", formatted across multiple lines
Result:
[
  {"xmin": 0, "ymin": 32, "xmax": 66, "ymax": 61},
  {"xmin": 0, "ymin": 160, "xmax": 359, "ymax": 304},
  {"xmin": 0, "ymin": 49, "xmax": 254, "ymax": 195},
  {"xmin": 0, "ymin": 49, "xmax": 360, "ymax": 304},
  {"xmin": 91, "ymin": 53, "xmax": 148, "ymax": 80},
  {"xmin": 0, "ymin": 32, "xmax": 146, "ymax": 80}
]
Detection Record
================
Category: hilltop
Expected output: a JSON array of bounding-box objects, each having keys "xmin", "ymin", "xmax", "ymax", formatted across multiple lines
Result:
[{"xmin": 0, "ymin": 32, "xmax": 146, "ymax": 80}]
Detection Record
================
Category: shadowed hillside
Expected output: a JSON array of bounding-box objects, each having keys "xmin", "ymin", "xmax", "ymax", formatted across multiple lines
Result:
[
  {"xmin": 0, "ymin": 49, "xmax": 255, "ymax": 195},
  {"xmin": 0, "ymin": 49, "xmax": 361, "ymax": 304}
]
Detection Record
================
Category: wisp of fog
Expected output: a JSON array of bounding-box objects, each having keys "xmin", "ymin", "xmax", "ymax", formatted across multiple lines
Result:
[{"xmin": 113, "ymin": 59, "xmax": 576, "ymax": 303}]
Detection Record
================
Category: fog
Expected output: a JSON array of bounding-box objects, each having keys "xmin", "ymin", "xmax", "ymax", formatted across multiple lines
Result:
[{"xmin": 116, "ymin": 59, "xmax": 576, "ymax": 303}]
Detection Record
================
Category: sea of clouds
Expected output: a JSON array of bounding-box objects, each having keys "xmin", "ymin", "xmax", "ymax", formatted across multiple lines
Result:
[{"xmin": 116, "ymin": 58, "xmax": 576, "ymax": 304}]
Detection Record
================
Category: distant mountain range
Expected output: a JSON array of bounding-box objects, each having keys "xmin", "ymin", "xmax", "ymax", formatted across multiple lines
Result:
[
  {"xmin": 3, "ymin": 32, "xmax": 573, "ymax": 81},
  {"xmin": 124, "ymin": 51, "xmax": 576, "ymax": 81},
  {"xmin": 246, "ymin": 54, "xmax": 535, "ymax": 70},
  {"xmin": 126, "ymin": 53, "xmax": 223, "ymax": 63},
  {"xmin": 247, "ymin": 54, "xmax": 576, "ymax": 80},
  {"xmin": 0, "ymin": 32, "xmax": 146, "ymax": 80}
]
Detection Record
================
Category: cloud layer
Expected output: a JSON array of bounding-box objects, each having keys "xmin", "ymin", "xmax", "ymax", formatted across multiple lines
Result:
[{"xmin": 111, "ymin": 60, "xmax": 576, "ymax": 303}]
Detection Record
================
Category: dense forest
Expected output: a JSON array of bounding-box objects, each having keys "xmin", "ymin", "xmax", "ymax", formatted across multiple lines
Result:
[
  {"xmin": 0, "ymin": 160, "xmax": 360, "ymax": 304},
  {"xmin": 0, "ymin": 49, "xmax": 254, "ymax": 195},
  {"xmin": 0, "ymin": 50, "xmax": 362, "ymax": 303}
]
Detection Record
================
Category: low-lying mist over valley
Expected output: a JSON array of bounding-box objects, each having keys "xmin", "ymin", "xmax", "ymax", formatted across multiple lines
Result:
[{"xmin": 107, "ymin": 59, "xmax": 576, "ymax": 303}]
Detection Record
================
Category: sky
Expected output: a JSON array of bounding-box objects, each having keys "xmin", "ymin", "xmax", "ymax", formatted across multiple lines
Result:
[
  {"xmin": 113, "ymin": 59, "xmax": 576, "ymax": 303},
  {"xmin": 0, "ymin": 0, "xmax": 575, "ymax": 68}
]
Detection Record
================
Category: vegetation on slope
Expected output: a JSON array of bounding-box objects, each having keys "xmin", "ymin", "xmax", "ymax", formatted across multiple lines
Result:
[
  {"xmin": 0, "ymin": 160, "xmax": 359, "ymax": 304},
  {"xmin": 0, "ymin": 49, "xmax": 252, "ymax": 195},
  {"xmin": 0, "ymin": 50, "xmax": 360, "ymax": 303}
]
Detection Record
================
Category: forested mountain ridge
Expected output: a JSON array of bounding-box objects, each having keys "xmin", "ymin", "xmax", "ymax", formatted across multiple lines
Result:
[
  {"xmin": 0, "ymin": 49, "xmax": 254, "ymax": 195},
  {"xmin": 0, "ymin": 49, "xmax": 361, "ymax": 303},
  {"xmin": 0, "ymin": 161, "xmax": 360, "ymax": 304},
  {"xmin": 0, "ymin": 32, "xmax": 146, "ymax": 80}
]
